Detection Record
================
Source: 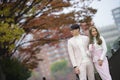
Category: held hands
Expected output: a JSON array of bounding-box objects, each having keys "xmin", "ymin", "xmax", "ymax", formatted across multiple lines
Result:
[
  {"xmin": 74, "ymin": 67, "xmax": 80, "ymax": 74},
  {"xmin": 98, "ymin": 59, "xmax": 103, "ymax": 66}
]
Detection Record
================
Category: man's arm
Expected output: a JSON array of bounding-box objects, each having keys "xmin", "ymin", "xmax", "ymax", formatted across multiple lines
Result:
[
  {"xmin": 86, "ymin": 36, "xmax": 92, "ymax": 57},
  {"xmin": 67, "ymin": 40, "xmax": 77, "ymax": 68}
]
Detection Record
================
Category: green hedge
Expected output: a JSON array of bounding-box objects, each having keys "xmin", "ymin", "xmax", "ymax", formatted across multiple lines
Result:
[{"xmin": 0, "ymin": 57, "xmax": 31, "ymax": 80}]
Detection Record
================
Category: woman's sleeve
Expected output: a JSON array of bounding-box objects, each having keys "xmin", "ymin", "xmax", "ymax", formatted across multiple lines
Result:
[
  {"xmin": 67, "ymin": 40, "xmax": 77, "ymax": 67},
  {"xmin": 89, "ymin": 44, "xmax": 94, "ymax": 52},
  {"xmin": 100, "ymin": 36, "xmax": 107, "ymax": 60}
]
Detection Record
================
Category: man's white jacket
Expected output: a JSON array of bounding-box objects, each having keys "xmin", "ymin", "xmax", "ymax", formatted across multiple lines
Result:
[{"xmin": 67, "ymin": 35, "xmax": 91, "ymax": 67}]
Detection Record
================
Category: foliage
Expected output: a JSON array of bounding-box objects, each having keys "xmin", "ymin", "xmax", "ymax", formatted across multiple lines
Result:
[
  {"xmin": 14, "ymin": 0, "xmax": 99, "ymax": 70},
  {"xmin": 50, "ymin": 59, "xmax": 72, "ymax": 80},
  {"xmin": 51, "ymin": 59, "xmax": 67, "ymax": 73},
  {"xmin": 16, "ymin": 45, "xmax": 43, "ymax": 69},
  {"xmin": 0, "ymin": 22, "xmax": 24, "ymax": 56},
  {"xmin": 0, "ymin": 1, "xmax": 100, "ymax": 80},
  {"xmin": 0, "ymin": 0, "xmax": 98, "ymax": 32},
  {"xmin": 0, "ymin": 57, "xmax": 31, "ymax": 80},
  {"xmin": 0, "ymin": 0, "xmax": 75, "ymax": 60},
  {"xmin": 0, "ymin": 0, "xmax": 73, "ymax": 29},
  {"xmin": 0, "ymin": 0, "xmax": 99, "ymax": 70}
]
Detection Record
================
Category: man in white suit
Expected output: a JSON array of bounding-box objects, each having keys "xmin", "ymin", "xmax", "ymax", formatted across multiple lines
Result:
[{"xmin": 67, "ymin": 24, "xmax": 95, "ymax": 80}]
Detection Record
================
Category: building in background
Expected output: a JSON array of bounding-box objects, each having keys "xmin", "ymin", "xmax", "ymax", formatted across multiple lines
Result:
[
  {"xmin": 98, "ymin": 25, "xmax": 119, "ymax": 44},
  {"xmin": 111, "ymin": 7, "xmax": 120, "ymax": 53},
  {"xmin": 112, "ymin": 7, "xmax": 120, "ymax": 32}
]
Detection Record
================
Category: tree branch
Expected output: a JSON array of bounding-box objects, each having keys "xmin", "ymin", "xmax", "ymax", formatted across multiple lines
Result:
[
  {"xmin": 10, "ymin": 38, "xmax": 58, "ymax": 57},
  {"xmin": 20, "ymin": 0, "xmax": 53, "ymax": 28}
]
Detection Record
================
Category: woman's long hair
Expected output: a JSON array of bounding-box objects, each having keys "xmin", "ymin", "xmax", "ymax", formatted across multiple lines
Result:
[{"xmin": 89, "ymin": 26, "xmax": 102, "ymax": 45}]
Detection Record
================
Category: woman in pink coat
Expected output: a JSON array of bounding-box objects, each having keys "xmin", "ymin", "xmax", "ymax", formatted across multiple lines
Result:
[{"xmin": 89, "ymin": 26, "xmax": 112, "ymax": 80}]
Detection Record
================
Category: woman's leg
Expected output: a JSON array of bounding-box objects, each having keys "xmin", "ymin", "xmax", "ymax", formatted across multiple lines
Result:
[{"xmin": 94, "ymin": 58, "xmax": 112, "ymax": 80}]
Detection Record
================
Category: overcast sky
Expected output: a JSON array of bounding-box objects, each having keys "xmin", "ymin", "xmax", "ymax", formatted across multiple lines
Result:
[
  {"xmin": 62, "ymin": 0, "xmax": 120, "ymax": 27},
  {"xmin": 91, "ymin": 0, "xmax": 120, "ymax": 27}
]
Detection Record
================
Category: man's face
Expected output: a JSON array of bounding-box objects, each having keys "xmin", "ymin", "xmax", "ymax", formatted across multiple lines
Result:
[
  {"xmin": 80, "ymin": 22, "xmax": 88, "ymax": 30},
  {"xmin": 70, "ymin": 29, "xmax": 79, "ymax": 36}
]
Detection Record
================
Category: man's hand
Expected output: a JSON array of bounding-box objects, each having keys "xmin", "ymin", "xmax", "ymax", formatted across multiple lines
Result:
[
  {"xmin": 74, "ymin": 67, "xmax": 80, "ymax": 74},
  {"xmin": 98, "ymin": 59, "xmax": 103, "ymax": 66}
]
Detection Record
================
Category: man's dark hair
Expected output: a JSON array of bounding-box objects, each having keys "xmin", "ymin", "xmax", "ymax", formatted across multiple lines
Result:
[{"xmin": 70, "ymin": 24, "xmax": 80, "ymax": 30}]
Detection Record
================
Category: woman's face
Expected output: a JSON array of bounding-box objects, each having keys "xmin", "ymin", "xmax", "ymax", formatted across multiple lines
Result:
[{"xmin": 91, "ymin": 28, "xmax": 98, "ymax": 37}]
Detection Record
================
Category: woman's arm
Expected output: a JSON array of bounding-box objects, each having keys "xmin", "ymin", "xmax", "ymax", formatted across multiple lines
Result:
[{"xmin": 100, "ymin": 36, "xmax": 107, "ymax": 60}]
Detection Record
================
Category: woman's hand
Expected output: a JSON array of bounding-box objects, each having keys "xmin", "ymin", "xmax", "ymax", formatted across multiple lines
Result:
[
  {"xmin": 98, "ymin": 59, "xmax": 103, "ymax": 66},
  {"xmin": 74, "ymin": 67, "xmax": 80, "ymax": 74}
]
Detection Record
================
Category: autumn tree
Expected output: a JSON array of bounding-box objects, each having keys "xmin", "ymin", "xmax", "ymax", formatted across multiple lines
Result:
[
  {"xmin": 0, "ymin": 1, "xmax": 100, "ymax": 80},
  {"xmin": 16, "ymin": 0, "xmax": 99, "ymax": 70},
  {"xmin": 0, "ymin": 0, "xmax": 73, "ymax": 65},
  {"xmin": 0, "ymin": 0, "xmax": 74, "ymax": 79},
  {"xmin": 0, "ymin": 0, "xmax": 99, "ymax": 70}
]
